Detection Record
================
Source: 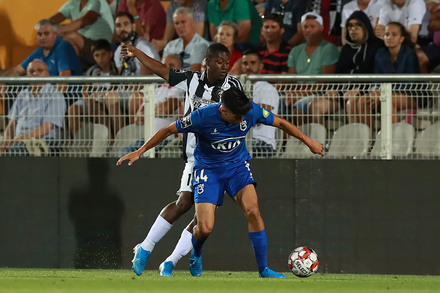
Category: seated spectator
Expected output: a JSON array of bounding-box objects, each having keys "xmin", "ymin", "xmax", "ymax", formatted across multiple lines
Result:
[
  {"xmin": 264, "ymin": 0, "xmax": 306, "ymax": 46},
  {"xmin": 117, "ymin": 0, "xmax": 166, "ymax": 42},
  {"xmin": 241, "ymin": 49, "xmax": 280, "ymax": 157},
  {"xmin": 49, "ymin": 0, "xmax": 115, "ymax": 70},
  {"xmin": 308, "ymin": 10, "xmax": 384, "ymax": 125},
  {"xmin": 119, "ymin": 54, "xmax": 185, "ymax": 157},
  {"xmin": 340, "ymin": 0, "xmax": 385, "ymax": 45},
  {"xmin": 376, "ymin": 0, "xmax": 427, "ymax": 44},
  {"xmin": 285, "ymin": 12, "xmax": 339, "ymax": 123},
  {"xmin": 3, "ymin": 19, "xmax": 82, "ymax": 77},
  {"xmin": 68, "ymin": 39, "xmax": 118, "ymax": 138},
  {"xmin": 0, "ymin": 60, "xmax": 66, "ymax": 156},
  {"xmin": 417, "ymin": 1, "xmax": 440, "ymax": 72},
  {"xmin": 230, "ymin": 13, "xmax": 291, "ymax": 74},
  {"xmin": 105, "ymin": 12, "xmax": 160, "ymax": 137},
  {"xmin": 152, "ymin": 0, "xmax": 208, "ymax": 53},
  {"xmin": 208, "ymin": 0, "xmax": 262, "ymax": 48},
  {"xmin": 216, "ymin": 21, "xmax": 242, "ymax": 72},
  {"xmin": 163, "ymin": 7, "xmax": 211, "ymax": 71},
  {"xmin": 357, "ymin": 22, "xmax": 419, "ymax": 129}
]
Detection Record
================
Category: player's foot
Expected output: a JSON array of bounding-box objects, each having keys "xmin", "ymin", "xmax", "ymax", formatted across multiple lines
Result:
[
  {"xmin": 159, "ymin": 261, "xmax": 174, "ymax": 277},
  {"xmin": 189, "ymin": 253, "xmax": 203, "ymax": 277},
  {"xmin": 132, "ymin": 243, "xmax": 151, "ymax": 276},
  {"xmin": 259, "ymin": 267, "xmax": 287, "ymax": 278}
]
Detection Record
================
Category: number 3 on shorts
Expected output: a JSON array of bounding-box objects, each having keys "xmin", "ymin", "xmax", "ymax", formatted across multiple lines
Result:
[{"xmin": 194, "ymin": 169, "xmax": 208, "ymax": 183}]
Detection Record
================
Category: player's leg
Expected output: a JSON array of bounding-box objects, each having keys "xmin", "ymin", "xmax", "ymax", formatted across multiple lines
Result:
[
  {"xmin": 190, "ymin": 202, "xmax": 216, "ymax": 277},
  {"xmin": 233, "ymin": 185, "xmax": 286, "ymax": 278},
  {"xmin": 159, "ymin": 217, "xmax": 196, "ymax": 277},
  {"xmin": 228, "ymin": 162, "xmax": 286, "ymax": 278},
  {"xmin": 132, "ymin": 162, "xmax": 194, "ymax": 276}
]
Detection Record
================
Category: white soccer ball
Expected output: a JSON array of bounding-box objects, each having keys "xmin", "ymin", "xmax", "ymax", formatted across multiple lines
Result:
[{"xmin": 288, "ymin": 246, "xmax": 319, "ymax": 277}]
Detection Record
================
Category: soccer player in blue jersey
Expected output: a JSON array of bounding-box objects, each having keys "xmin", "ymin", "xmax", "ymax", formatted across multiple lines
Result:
[
  {"xmin": 120, "ymin": 42, "xmax": 245, "ymax": 277},
  {"xmin": 117, "ymin": 87, "xmax": 324, "ymax": 278}
]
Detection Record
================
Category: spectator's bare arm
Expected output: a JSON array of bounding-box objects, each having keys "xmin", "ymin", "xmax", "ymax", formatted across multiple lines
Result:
[
  {"xmin": 287, "ymin": 23, "xmax": 304, "ymax": 47},
  {"xmin": 3, "ymin": 65, "xmax": 26, "ymax": 76},
  {"xmin": 57, "ymin": 11, "xmax": 100, "ymax": 35},
  {"xmin": 407, "ymin": 24, "xmax": 420, "ymax": 44},
  {"xmin": 236, "ymin": 20, "xmax": 251, "ymax": 43}
]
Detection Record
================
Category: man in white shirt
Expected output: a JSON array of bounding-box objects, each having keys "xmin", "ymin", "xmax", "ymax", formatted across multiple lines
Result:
[
  {"xmin": 377, "ymin": 0, "xmax": 427, "ymax": 43},
  {"xmin": 340, "ymin": 0, "xmax": 386, "ymax": 45},
  {"xmin": 241, "ymin": 49, "xmax": 280, "ymax": 157},
  {"xmin": 163, "ymin": 7, "xmax": 211, "ymax": 71}
]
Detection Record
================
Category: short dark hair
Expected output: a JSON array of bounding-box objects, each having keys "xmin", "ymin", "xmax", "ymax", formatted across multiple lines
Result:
[
  {"xmin": 221, "ymin": 87, "xmax": 252, "ymax": 116},
  {"xmin": 206, "ymin": 42, "xmax": 230, "ymax": 59},
  {"xmin": 261, "ymin": 13, "xmax": 284, "ymax": 28},
  {"xmin": 116, "ymin": 11, "xmax": 134, "ymax": 23},
  {"xmin": 242, "ymin": 48, "xmax": 261, "ymax": 60},
  {"xmin": 92, "ymin": 39, "xmax": 113, "ymax": 53}
]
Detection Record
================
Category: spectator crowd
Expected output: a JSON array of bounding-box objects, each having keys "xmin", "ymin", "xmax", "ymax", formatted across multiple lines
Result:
[{"xmin": 1, "ymin": 0, "xmax": 440, "ymax": 157}]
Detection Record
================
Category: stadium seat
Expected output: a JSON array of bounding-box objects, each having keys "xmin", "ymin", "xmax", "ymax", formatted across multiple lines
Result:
[
  {"xmin": 90, "ymin": 124, "xmax": 110, "ymax": 157},
  {"xmin": 327, "ymin": 123, "xmax": 370, "ymax": 158},
  {"xmin": 370, "ymin": 122, "xmax": 414, "ymax": 158},
  {"xmin": 111, "ymin": 124, "xmax": 144, "ymax": 156},
  {"xmin": 414, "ymin": 121, "xmax": 440, "ymax": 157},
  {"xmin": 282, "ymin": 123, "xmax": 326, "ymax": 158}
]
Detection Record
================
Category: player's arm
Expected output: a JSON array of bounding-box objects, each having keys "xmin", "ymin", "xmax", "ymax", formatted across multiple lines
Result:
[
  {"xmin": 116, "ymin": 122, "xmax": 179, "ymax": 166},
  {"xmin": 121, "ymin": 43, "xmax": 169, "ymax": 81},
  {"xmin": 272, "ymin": 115, "xmax": 324, "ymax": 156}
]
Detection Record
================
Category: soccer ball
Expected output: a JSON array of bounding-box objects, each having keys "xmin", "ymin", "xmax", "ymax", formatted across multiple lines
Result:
[{"xmin": 288, "ymin": 246, "xmax": 319, "ymax": 277}]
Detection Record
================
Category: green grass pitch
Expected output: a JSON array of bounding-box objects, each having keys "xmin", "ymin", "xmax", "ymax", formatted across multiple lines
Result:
[{"xmin": 1, "ymin": 269, "xmax": 439, "ymax": 293}]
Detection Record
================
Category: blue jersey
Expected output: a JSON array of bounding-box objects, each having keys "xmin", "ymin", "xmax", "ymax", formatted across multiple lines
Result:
[
  {"xmin": 21, "ymin": 37, "xmax": 83, "ymax": 76},
  {"xmin": 176, "ymin": 101, "xmax": 275, "ymax": 168}
]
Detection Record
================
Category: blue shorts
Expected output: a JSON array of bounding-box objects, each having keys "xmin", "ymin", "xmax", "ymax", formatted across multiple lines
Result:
[{"xmin": 193, "ymin": 161, "xmax": 256, "ymax": 206}]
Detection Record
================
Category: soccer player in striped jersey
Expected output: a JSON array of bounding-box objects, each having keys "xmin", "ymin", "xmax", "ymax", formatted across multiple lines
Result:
[
  {"xmin": 120, "ymin": 42, "xmax": 245, "ymax": 276},
  {"xmin": 117, "ymin": 87, "xmax": 324, "ymax": 277}
]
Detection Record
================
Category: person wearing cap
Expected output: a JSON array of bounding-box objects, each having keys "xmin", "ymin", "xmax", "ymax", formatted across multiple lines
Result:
[{"xmin": 283, "ymin": 12, "xmax": 339, "ymax": 123}]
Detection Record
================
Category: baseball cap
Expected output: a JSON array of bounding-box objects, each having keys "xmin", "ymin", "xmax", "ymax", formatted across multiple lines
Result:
[{"xmin": 301, "ymin": 12, "xmax": 323, "ymax": 26}]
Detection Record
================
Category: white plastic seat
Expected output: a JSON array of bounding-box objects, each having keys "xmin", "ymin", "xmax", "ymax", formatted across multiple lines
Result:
[
  {"xmin": 111, "ymin": 124, "xmax": 144, "ymax": 156},
  {"xmin": 414, "ymin": 121, "xmax": 440, "ymax": 157},
  {"xmin": 90, "ymin": 124, "xmax": 110, "ymax": 157},
  {"xmin": 282, "ymin": 123, "xmax": 326, "ymax": 158},
  {"xmin": 371, "ymin": 122, "xmax": 414, "ymax": 158},
  {"xmin": 327, "ymin": 123, "xmax": 370, "ymax": 158}
]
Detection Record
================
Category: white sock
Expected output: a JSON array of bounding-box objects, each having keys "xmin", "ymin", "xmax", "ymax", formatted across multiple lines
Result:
[
  {"xmin": 165, "ymin": 229, "xmax": 193, "ymax": 265},
  {"xmin": 140, "ymin": 215, "xmax": 173, "ymax": 252}
]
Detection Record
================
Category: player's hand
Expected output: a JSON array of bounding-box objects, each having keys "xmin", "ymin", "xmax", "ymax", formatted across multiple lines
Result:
[
  {"xmin": 121, "ymin": 43, "xmax": 136, "ymax": 58},
  {"xmin": 116, "ymin": 150, "xmax": 141, "ymax": 166},
  {"xmin": 308, "ymin": 140, "xmax": 325, "ymax": 157}
]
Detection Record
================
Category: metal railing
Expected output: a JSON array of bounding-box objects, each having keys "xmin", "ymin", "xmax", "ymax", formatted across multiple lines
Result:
[{"xmin": 1, "ymin": 75, "xmax": 439, "ymax": 159}]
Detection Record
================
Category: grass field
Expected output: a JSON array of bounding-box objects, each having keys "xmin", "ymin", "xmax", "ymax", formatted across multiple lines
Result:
[{"xmin": 1, "ymin": 269, "xmax": 439, "ymax": 293}]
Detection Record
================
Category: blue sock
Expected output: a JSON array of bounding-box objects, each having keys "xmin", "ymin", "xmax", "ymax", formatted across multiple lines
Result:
[
  {"xmin": 248, "ymin": 230, "xmax": 268, "ymax": 273},
  {"xmin": 191, "ymin": 235, "xmax": 205, "ymax": 257}
]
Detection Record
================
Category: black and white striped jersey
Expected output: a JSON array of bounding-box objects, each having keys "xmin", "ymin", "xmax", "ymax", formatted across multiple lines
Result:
[{"xmin": 168, "ymin": 68, "xmax": 244, "ymax": 162}]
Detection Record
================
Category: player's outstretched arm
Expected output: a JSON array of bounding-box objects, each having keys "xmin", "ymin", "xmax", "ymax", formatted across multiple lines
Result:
[
  {"xmin": 121, "ymin": 43, "xmax": 170, "ymax": 81},
  {"xmin": 272, "ymin": 115, "xmax": 325, "ymax": 156},
  {"xmin": 116, "ymin": 122, "xmax": 179, "ymax": 166}
]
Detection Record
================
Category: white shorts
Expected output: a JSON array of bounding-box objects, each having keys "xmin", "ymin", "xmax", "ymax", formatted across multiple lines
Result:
[{"xmin": 178, "ymin": 161, "xmax": 194, "ymax": 194}]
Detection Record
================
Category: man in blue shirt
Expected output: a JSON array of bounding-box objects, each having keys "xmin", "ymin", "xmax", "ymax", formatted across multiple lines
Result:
[
  {"xmin": 3, "ymin": 19, "xmax": 82, "ymax": 77},
  {"xmin": 117, "ymin": 87, "xmax": 324, "ymax": 278}
]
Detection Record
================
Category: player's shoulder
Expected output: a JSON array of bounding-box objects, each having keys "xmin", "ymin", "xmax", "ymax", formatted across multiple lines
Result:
[{"xmin": 225, "ymin": 74, "xmax": 244, "ymax": 90}]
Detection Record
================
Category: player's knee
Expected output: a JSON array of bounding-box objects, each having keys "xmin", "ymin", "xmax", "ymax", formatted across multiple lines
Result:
[
  {"xmin": 243, "ymin": 206, "xmax": 261, "ymax": 222},
  {"xmin": 196, "ymin": 222, "xmax": 213, "ymax": 236},
  {"xmin": 175, "ymin": 192, "xmax": 194, "ymax": 212}
]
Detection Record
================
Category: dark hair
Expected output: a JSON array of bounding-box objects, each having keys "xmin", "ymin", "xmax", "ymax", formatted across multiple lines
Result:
[
  {"xmin": 242, "ymin": 48, "xmax": 261, "ymax": 60},
  {"xmin": 92, "ymin": 39, "xmax": 113, "ymax": 53},
  {"xmin": 261, "ymin": 13, "xmax": 284, "ymax": 28},
  {"xmin": 386, "ymin": 21, "xmax": 414, "ymax": 48},
  {"xmin": 206, "ymin": 42, "xmax": 231, "ymax": 58},
  {"xmin": 116, "ymin": 11, "xmax": 134, "ymax": 23},
  {"xmin": 221, "ymin": 87, "xmax": 252, "ymax": 116}
]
